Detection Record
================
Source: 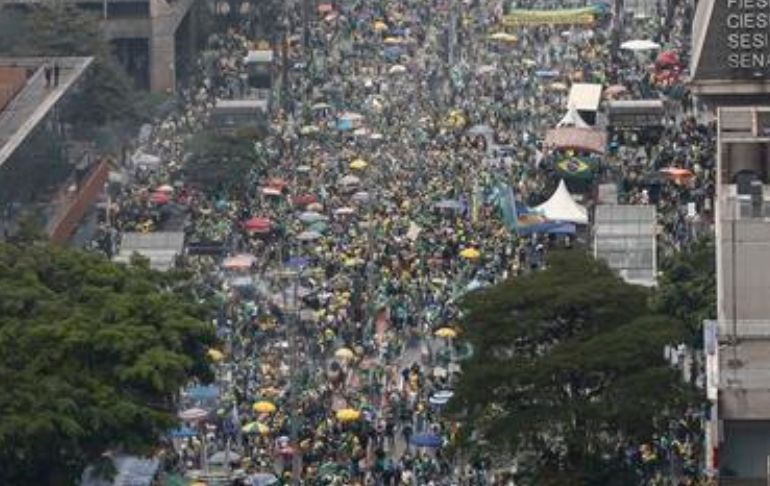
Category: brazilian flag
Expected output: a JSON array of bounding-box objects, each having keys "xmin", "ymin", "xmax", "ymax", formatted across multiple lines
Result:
[{"xmin": 557, "ymin": 155, "xmax": 594, "ymax": 180}]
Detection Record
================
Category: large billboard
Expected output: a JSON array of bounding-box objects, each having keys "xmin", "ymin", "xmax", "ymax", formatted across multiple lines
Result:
[{"xmin": 693, "ymin": 0, "xmax": 770, "ymax": 80}]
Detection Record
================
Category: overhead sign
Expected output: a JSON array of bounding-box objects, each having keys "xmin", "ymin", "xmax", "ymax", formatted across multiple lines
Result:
[{"xmin": 693, "ymin": 0, "xmax": 770, "ymax": 80}]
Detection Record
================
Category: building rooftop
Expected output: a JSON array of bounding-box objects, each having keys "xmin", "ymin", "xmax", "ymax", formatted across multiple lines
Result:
[{"xmin": 0, "ymin": 57, "xmax": 93, "ymax": 168}]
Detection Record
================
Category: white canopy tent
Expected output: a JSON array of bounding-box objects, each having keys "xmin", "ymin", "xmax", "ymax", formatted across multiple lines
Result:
[
  {"xmin": 534, "ymin": 179, "xmax": 589, "ymax": 224},
  {"xmin": 556, "ymin": 105, "xmax": 590, "ymax": 128}
]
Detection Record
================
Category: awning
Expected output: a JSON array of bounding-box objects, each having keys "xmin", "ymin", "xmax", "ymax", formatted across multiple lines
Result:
[
  {"xmin": 533, "ymin": 179, "xmax": 589, "ymax": 224},
  {"xmin": 568, "ymin": 83, "xmax": 602, "ymax": 111},
  {"xmin": 544, "ymin": 127, "xmax": 607, "ymax": 154}
]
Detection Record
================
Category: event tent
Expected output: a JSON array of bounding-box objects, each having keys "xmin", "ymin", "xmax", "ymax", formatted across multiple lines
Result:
[
  {"xmin": 534, "ymin": 179, "xmax": 589, "ymax": 224},
  {"xmin": 556, "ymin": 105, "xmax": 590, "ymax": 128}
]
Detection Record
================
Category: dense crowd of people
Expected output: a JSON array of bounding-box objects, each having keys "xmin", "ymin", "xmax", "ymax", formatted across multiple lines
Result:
[{"xmin": 89, "ymin": 0, "xmax": 716, "ymax": 482}]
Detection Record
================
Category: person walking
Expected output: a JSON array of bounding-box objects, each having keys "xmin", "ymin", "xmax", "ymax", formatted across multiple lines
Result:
[
  {"xmin": 53, "ymin": 63, "xmax": 60, "ymax": 87},
  {"xmin": 44, "ymin": 63, "xmax": 52, "ymax": 88}
]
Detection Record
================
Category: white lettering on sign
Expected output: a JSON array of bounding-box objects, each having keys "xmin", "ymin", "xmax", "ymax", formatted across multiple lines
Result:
[{"xmin": 726, "ymin": 0, "xmax": 770, "ymax": 70}]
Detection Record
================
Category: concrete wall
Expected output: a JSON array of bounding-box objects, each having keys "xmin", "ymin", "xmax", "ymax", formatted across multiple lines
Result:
[{"xmin": 718, "ymin": 218, "xmax": 770, "ymax": 322}]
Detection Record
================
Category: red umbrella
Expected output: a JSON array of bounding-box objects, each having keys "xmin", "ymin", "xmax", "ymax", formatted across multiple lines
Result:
[
  {"xmin": 292, "ymin": 194, "xmax": 317, "ymax": 207},
  {"xmin": 150, "ymin": 191, "xmax": 171, "ymax": 204},
  {"xmin": 267, "ymin": 178, "xmax": 288, "ymax": 191},
  {"xmin": 656, "ymin": 50, "xmax": 679, "ymax": 67},
  {"xmin": 243, "ymin": 217, "xmax": 272, "ymax": 233}
]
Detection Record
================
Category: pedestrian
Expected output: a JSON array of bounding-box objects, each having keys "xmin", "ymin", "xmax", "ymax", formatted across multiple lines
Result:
[
  {"xmin": 53, "ymin": 63, "xmax": 60, "ymax": 87},
  {"xmin": 44, "ymin": 63, "xmax": 52, "ymax": 88}
]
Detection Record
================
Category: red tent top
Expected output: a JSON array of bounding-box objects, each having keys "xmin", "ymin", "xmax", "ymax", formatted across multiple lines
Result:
[{"xmin": 544, "ymin": 127, "xmax": 607, "ymax": 155}]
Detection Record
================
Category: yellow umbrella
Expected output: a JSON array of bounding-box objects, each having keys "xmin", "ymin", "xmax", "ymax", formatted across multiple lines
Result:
[
  {"xmin": 373, "ymin": 20, "xmax": 388, "ymax": 31},
  {"xmin": 383, "ymin": 37, "xmax": 404, "ymax": 45},
  {"xmin": 191, "ymin": 482, "xmax": 207, "ymax": 486},
  {"xmin": 253, "ymin": 401, "xmax": 277, "ymax": 414},
  {"xmin": 488, "ymin": 32, "xmax": 517, "ymax": 43},
  {"xmin": 459, "ymin": 248, "xmax": 481, "ymax": 260},
  {"xmin": 207, "ymin": 349, "xmax": 225, "ymax": 362},
  {"xmin": 349, "ymin": 158, "xmax": 368, "ymax": 170},
  {"xmin": 336, "ymin": 408, "xmax": 361, "ymax": 422},
  {"xmin": 335, "ymin": 347, "xmax": 355, "ymax": 360},
  {"xmin": 434, "ymin": 327, "xmax": 458, "ymax": 339}
]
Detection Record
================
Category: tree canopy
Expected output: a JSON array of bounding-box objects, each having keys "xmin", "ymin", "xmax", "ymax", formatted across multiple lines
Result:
[
  {"xmin": 450, "ymin": 251, "xmax": 697, "ymax": 485},
  {"xmin": 0, "ymin": 242, "xmax": 215, "ymax": 485},
  {"xmin": 184, "ymin": 128, "xmax": 266, "ymax": 193},
  {"xmin": 654, "ymin": 236, "xmax": 716, "ymax": 341}
]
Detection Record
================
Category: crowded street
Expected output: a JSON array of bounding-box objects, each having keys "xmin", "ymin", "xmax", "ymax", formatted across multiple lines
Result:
[{"xmin": 87, "ymin": 0, "xmax": 713, "ymax": 483}]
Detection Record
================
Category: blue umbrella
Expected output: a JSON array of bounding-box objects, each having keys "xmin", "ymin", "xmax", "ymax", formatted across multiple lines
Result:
[
  {"xmin": 184, "ymin": 385, "xmax": 220, "ymax": 400},
  {"xmin": 411, "ymin": 433, "xmax": 443, "ymax": 448},
  {"xmin": 169, "ymin": 426, "xmax": 197, "ymax": 438},
  {"xmin": 286, "ymin": 256, "xmax": 309, "ymax": 269}
]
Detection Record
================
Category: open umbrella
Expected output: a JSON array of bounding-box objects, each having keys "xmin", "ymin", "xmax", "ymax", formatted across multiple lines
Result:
[
  {"xmin": 604, "ymin": 84, "xmax": 627, "ymax": 97},
  {"xmin": 179, "ymin": 407, "xmax": 208, "ymax": 421},
  {"xmin": 620, "ymin": 39, "xmax": 661, "ymax": 51},
  {"xmin": 155, "ymin": 184, "xmax": 174, "ymax": 193},
  {"xmin": 334, "ymin": 207, "xmax": 356, "ymax": 216},
  {"xmin": 262, "ymin": 187, "xmax": 283, "ymax": 197},
  {"xmin": 434, "ymin": 199, "xmax": 463, "ymax": 210},
  {"xmin": 300, "ymin": 124, "xmax": 320, "ymax": 135},
  {"xmin": 467, "ymin": 124, "xmax": 494, "ymax": 137},
  {"xmin": 411, "ymin": 433, "xmax": 443, "ymax": 448},
  {"xmin": 336, "ymin": 408, "xmax": 361, "ymax": 422},
  {"xmin": 299, "ymin": 211, "xmax": 328, "ymax": 223},
  {"xmin": 293, "ymin": 194, "xmax": 317, "ymax": 207},
  {"xmin": 251, "ymin": 473, "xmax": 279, "ymax": 486},
  {"xmin": 253, "ymin": 401, "xmax": 277, "ymax": 414},
  {"xmin": 383, "ymin": 37, "xmax": 406, "ymax": 45},
  {"xmin": 243, "ymin": 217, "xmax": 272, "ymax": 233},
  {"xmin": 222, "ymin": 254, "xmax": 256, "ymax": 270},
  {"xmin": 307, "ymin": 202, "xmax": 324, "ymax": 212},
  {"xmin": 459, "ymin": 248, "xmax": 481, "ymax": 260},
  {"xmin": 312, "ymin": 102, "xmax": 332, "ymax": 111},
  {"xmin": 207, "ymin": 349, "xmax": 225, "ymax": 362},
  {"xmin": 150, "ymin": 191, "xmax": 170, "ymax": 204},
  {"xmin": 349, "ymin": 158, "xmax": 368, "ymax": 170},
  {"xmin": 297, "ymin": 230, "xmax": 322, "ymax": 241},
  {"xmin": 488, "ymin": 32, "xmax": 517, "ymax": 43},
  {"xmin": 434, "ymin": 327, "xmax": 457, "ymax": 339},
  {"xmin": 335, "ymin": 347, "xmax": 355, "ymax": 360},
  {"xmin": 317, "ymin": 3, "xmax": 333, "ymax": 13},
  {"xmin": 373, "ymin": 20, "xmax": 388, "ymax": 31},
  {"xmin": 351, "ymin": 191, "xmax": 370, "ymax": 202},
  {"xmin": 388, "ymin": 64, "xmax": 407, "ymax": 75},
  {"xmin": 339, "ymin": 175, "xmax": 361, "ymax": 186}
]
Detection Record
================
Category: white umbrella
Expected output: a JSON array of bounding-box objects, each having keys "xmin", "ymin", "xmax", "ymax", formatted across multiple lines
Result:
[
  {"xmin": 620, "ymin": 39, "xmax": 661, "ymax": 51},
  {"xmin": 351, "ymin": 191, "xmax": 370, "ymax": 202},
  {"xmin": 334, "ymin": 207, "xmax": 356, "ymax": 216},
  {"xmin": 389, "ymin": 64, "xmax": 407, "ymax": 74},
  {"xmin": 132, "ymin": 152, "xmax": 161, "ymax": 166},
  {"xmin": 299, "ymin": 211, "xmax": 328, "ymax": 223},
  {"xmin": 297, "ymin": 230, "xmax": 322, "ymax": 241},
  {"xmin": 179, "ymin": 407, "xmax": 208, "ymax": 421},
  {"xmin": 339, "ymin": 175, "xmax": 361, "ymax": 186}
]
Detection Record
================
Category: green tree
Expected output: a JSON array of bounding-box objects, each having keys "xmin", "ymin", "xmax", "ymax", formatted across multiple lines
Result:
[
  {"xmin": 654, "ymin": 236, "xmax": 716, "ymax": 341},
  {"xmin": 450, "ymin": 251, "xmax": 697, "ymax": 485},
  {"xmin": 184, "ymin": 128, "xmax": 265, "ymax": 193},
  {"xmin": 0, "ymin": 242, "xmax": 216, "ymax": 485}
]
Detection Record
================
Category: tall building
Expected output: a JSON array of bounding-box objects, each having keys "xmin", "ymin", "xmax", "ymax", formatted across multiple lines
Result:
[
  {"xmin": 4, "ymin": 0, "xmax": 201, "ymax": 92},
  {"xmin": 692, "ymin": 0, "xmax": 770, "ymax": 481}
]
